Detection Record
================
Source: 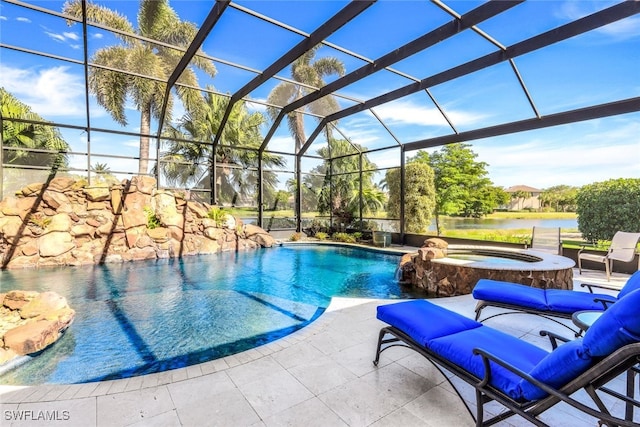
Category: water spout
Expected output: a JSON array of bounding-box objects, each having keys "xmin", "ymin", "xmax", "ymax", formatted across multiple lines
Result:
[{"xmin": 395, "ymin": 266, "xmax": 403, "ymax": 282}]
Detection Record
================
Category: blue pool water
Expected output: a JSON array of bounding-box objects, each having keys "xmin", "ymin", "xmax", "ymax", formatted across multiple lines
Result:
[{"xmin": 0, "ymin": 244, "xmax": 417, "ymax": 385}]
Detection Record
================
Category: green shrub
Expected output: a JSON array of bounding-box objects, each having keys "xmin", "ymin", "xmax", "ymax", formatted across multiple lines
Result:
[
  {"xmin": 29, "ymin": 213, "xmax": 51, "ymax": 230},
  {"xmin": 576, "ymin": 178, "xmax": 640, "ymax": 242},
  {"xmin": 332, "ymin": 232, "xmax": 356, "ymax": 243},
  {"xmin": 207, "ymin": 207, "xmax": 228, "ymax": 224},
  {"xmin": 352, "ymin": 232, "xmax": 363, "ymax": 241},
  {"xmin": 303, "ymin": 219, "xmax": 330, "ymax": 236},
  {"xmin": 315, "ymin": 232, "xmax": 328, "ymax": 240},
  {"xmin": 143, "ymin": 207, "xmax": 161, "ymax": 229}
]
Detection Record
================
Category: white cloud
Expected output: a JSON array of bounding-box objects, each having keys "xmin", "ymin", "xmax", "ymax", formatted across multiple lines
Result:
[
  {"xmin": 63, "ymin": 32, "xmax": 80, "ymax": 41},
  {"xmin": 0, "ymin": 16, "xmax": 7, "ymax": 21},
  {"xmin": 246, "ymin": 99, "xmax": 267, "ymax": 113},
  {"xmin": 597, "ymin": 16, "xmax": 640, "ymax": 40},
  {"xmin": 16, "ymin": 17, "xmax": 31, "ymax": 23},
  {"xmin": 123, "ymin": 138, "xmax": 141, "ymax": 149},
  {"xmin": 337, "ymin": 116, "xmax": 386, "ymax": 147},
  {"xmin": 375, "ymin": 102, "xmax": 448, "ymax": 127},
  {"xmin": 366, "ymin": 150, "xmax": 401, "ymax": 170},
  {"xmin": 470, "ymin": 120, "xmax": 640, "ymax": 189},
  {"xmin": 44, "ymin": 31, "xmax": 66, "ymax": 42},
  {"xmin": 43, "ymin": 28, "xmax": 81, "ymax": 45},
  {"xmin": 374, "ymin": 99, "xmax": 487, "ymax": 128},
  {"xmin": 0, "ymin": 65, "xmax": 86, "ymax": 118},
  {"xmin": 265, "ymin": 135, "xmax": 295, "ymax": 154},
  {"xmin": 557, "ymin": 1, "xmax": 640, "ymax": 41}
]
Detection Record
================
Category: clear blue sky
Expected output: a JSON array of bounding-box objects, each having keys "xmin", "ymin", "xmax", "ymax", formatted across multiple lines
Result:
[{"xmin": 0, "ymin": 0, "xmax": 638, "ymax": 190}]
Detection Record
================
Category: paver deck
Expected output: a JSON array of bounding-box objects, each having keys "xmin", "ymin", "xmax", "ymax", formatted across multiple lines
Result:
[{"xmin": 0, "ymin": 269, "xmax": 635, "ymax": 426}]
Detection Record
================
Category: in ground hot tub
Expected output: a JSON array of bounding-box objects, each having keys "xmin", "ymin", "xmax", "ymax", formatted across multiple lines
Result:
[{"xmin": 398, "ymin": 245, "xmax": 575, "ymax": 297}]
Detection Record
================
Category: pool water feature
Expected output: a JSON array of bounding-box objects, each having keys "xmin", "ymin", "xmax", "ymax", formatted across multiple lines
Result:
[{"xmin": 0, "ymin": 245, "xmax": 413, "ymax": 385}]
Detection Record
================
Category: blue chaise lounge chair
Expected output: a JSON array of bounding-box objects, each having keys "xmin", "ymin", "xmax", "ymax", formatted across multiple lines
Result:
[
  {"xmin": 374, "ymin": 288, "xmax": 640, "ymax": 427},
  {"xmin": 472, "ymin": 270, "xmax": 640, "ymax": 332}
]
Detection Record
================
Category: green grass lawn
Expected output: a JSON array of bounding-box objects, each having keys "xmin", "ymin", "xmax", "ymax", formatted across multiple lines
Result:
[{"xmin": 222, "ymin": 207, "xmax": 599, "ymax": 248}]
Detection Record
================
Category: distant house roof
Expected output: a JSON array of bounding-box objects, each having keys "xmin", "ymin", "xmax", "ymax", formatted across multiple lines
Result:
[{"xmin": 505, "ymin": 185, "xmax": 542, "ymax": 193}]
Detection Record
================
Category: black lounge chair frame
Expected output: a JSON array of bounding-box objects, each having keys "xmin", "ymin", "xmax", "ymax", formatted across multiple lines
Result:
[
  {"xmin": 473, "ymin": 280, "xmax": 617, "ymax": 337},
  {"xmin": 473, "ymin": 299, "xmax": 583, "ymax": 335},
  {"xmin": 374, "ymin": 325, "xmax": 640, "ymax": 427}
]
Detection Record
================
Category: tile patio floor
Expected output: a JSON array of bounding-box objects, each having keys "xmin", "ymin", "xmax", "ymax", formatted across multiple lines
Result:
[{"xmin": 0, "ymin": 269, "xmax": 636, "ymax": 426}]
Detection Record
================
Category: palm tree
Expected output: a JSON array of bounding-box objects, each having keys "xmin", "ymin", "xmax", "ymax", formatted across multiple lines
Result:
[
  {"xmin": 161, "ymin": 91, "xmax": 285, "ymax": 205},
  {"xmin": 1, "ymin": 87, "xmax": 69, "ymax": 168},
  {"xmin": 314, "ymin": 138, "xmax": 384, "ymax": 227},
  {"xmin": 91, "ymin": 162, "xmax": 118, "ymax": 184},
  {"xmin": 91, "ymin": 162, "xmax": 111, "ymax": 173},
  {"xmin": 63, "ymin": 0, "xmax": 216, "ymax": 175},
  {"xmin": 513, "ymin": 190, "xmax": 531, "ymax": 211},
  {"xmin": 266, "ymin": 46, "xmax": 345, "ymax": 151}
]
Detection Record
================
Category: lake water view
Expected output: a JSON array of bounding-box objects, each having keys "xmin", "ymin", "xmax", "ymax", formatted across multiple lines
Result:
[{"xmin": 427, "ymin": 217, "xmax": 578, "ymax": 231}]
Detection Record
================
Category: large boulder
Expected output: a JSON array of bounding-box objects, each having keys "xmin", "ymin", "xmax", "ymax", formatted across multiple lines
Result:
[
  {"xmin": 1, "ymin": 290, "xmax": 75, "ymax": 358},
  {"xmin": 20, "ymin": 291, "xmax": 69, "ymax": 319},
  {"xmin": 39, "ymin": 231, "xmax": 75, "ymax": 257},
  {"xmin": 4, "ymin": 319, "xmax": 66, "ymax": 355},
  {"xmin": 3, "ymin": 290, "xmax": 39, "ymax": 311},
  {"xmin": 244, "ymin": 224, "xmax": 276, "ymax": 247},
  {"xmin": 423, "ymin": 237, "xmax": 448, "ymax": 250}
]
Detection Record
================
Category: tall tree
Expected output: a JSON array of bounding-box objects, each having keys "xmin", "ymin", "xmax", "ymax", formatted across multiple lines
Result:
[
  {"xmin": 512, "ymin": 190, "xmax": 531, "ymax": 211},
  {"xmin": 540, "ymin": 185, "xmax": 578, "ymax": 212},
  {"xmin": 1, "ymin": 87, "xmax": 69, "ymax": 169},
  {"xmin": 161, "ymin": 91, "xmax": 285, "ymax": 205},
  {"xmin": 386, "ymin": 162, "xmax": 435, "ymax": 233},
  {"xmin": 266, "ymin": 46, "xmax": 345, "ymax": 151},
  {"xmin": 410, "ymin": 143, "xmax": 500, "ymax": 235},
  {"xmin": 63, "ymin": 0, "xmax": 216, "ymax": 175}
]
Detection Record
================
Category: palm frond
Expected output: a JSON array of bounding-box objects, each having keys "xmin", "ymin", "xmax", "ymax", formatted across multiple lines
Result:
[
  {"xmin": 266, "ymin": 82, "xmax": 297, "ymax": 109},
  {"xmin": 312, "ymin": 57, "xmax": 346, "ymax": 79},
  {"xmin": 63, "ymin": 0, "xmax": 136, "ymax": 45}
]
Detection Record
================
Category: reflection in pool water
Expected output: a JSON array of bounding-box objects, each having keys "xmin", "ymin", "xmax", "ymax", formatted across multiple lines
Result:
[{"xmin": 0, "ymin": 245, "xmax": 414, "ymax": 385}]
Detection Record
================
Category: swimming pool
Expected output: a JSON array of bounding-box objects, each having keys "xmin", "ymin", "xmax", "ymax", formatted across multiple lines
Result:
[{"xmin": 0, "ymin": 244, "xmax": 416, "ymax": 385}]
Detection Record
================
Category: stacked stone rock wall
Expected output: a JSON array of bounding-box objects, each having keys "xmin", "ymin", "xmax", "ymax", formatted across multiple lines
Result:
[{"xmin": 0, "ymin": 176, "xmax": 275, "ymax": 269}]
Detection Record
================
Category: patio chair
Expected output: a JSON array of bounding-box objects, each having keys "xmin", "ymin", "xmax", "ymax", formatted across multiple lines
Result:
[
  {"xmin": 374, "ymin": 289, "xmax": 640, "ymax": 427},
  {"xmin": 529, "ymin": 226, "xmax": 562, "ymax": 255},
  {"xmin": 472, "ymin": 271, "xmax": 640, "ymax": 334},
  {"xmin": 578, "ymin": 231, "xmax": 640, "ymax": 281}
]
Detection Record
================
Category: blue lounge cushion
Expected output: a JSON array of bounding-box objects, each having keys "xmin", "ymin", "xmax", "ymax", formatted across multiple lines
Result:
[
  {"xmin": 545, "ymin": 290, "xmax": 611, "ymax": 313},
  {"xmin": 617, "ymin": 270, "xmax": 640, "ymax": 299},
  {"xmin": 583, "ymin": 288, "xmax": 640, "ymax": 357},
  {"xmin": 428, "ymin": 326, "xmax": 548, "ymax": 400},
  {"xmin": 473, "ymin": 279, "xmax": 616, "ymax": 314},
  {"xmin": 377, "ymin": 300, "xmax": 481, "ymax": 347},
  {"xmin": 473, "ymin": 279, "xmax": 547, "ymax": 310},
  {"xmin": 519, "ymin": 339, "xmax": 592, "ymax": 401}
]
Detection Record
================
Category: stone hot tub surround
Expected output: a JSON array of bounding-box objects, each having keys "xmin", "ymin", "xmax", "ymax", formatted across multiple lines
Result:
[{"xmin": 398, "ymin": 238, "xmax": 575, "ymax": 297}]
